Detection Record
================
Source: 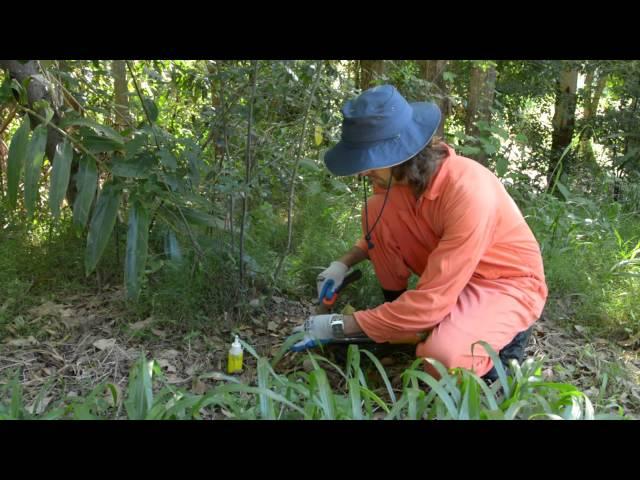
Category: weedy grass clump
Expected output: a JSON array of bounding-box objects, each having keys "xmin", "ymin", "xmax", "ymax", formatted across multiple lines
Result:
[{"xmin": 0, "ymin": 339, "xmax": 625, "ymax": 420}]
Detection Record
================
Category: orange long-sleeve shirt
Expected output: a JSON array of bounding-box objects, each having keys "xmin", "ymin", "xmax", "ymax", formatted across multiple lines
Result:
[{"xmin": 353, "ymin": 145, "xmax": 547, "ymax": 342}]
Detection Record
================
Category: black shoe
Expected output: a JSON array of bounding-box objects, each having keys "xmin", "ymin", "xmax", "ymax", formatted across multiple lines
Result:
[{"xmin": 482, "ymin": 327, "xmax": 533, "ymax": 383}]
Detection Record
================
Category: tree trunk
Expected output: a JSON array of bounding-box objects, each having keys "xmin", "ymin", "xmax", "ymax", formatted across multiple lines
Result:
[
  {"xmin": 112, "ymin": 60, "xmax": 131, "ymax": 130},
  {"xmin": 419, "ymin": 60, "xmax": 449, "ymax": 138},
  {"xmin": 579, "ymin": 66, "xmax": 608, "ymax": 166},
  {"xmin": 0, "ymin": 139, "xmax": 7, "ymax": 196},
  {"xmin": 359, "ymin": 60, "xmax": 385, "ymax": 90},
  {"xmin": 547, "ymin": 65, "xmax": 579, "ymax": 187},
  {"xmin": 465, "ymin": 63, "xmax": 497, "ymax": 166},
  {"xmin": 205, "ymin": 61, "xmax": 225, "ymax": 169},
  {"xmin": 0, "ymin": 60, "xmax": 83, "ymax": 207},
  {"xmin": 0, "ymin": 60, "xmax": 63, "ymax": 167}
]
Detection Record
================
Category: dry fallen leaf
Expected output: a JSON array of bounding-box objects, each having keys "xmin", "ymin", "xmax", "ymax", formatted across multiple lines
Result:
[
  {"xmin": 92, "ymin": 338, "xmax": 116, "ymax": 351},
  {"xmin": 380, "ymin": 357, "xmax": 394, "ymax": 367},
  {"xmin": 28, "ymin": 301, "xmax": 65, "ymax": 318},
  {"xmin": 157, "ymin": 359, "xmax": 177, "ymax": 373},
  {"xmin": 192, "ymin": 379, "xmax": 207, "ymax": 395},
  {"xmin": 199, "ymin": 371, "xmax": 226, "ymax": 381},
  {"xmin": 158, "ymin": 349, "xmax": 180, "ymax": 359},
  {"xmin": 267, "ymin": 321, "xmax": 278, "ymax": 331},
  {"xmin": 151, "ymin": 328, "xmax": 167, "ymax": 338},
  {"xmin": 6, "ymin": 336, "xmax": 38, "ymax": 347},
  {"xmin": 302, "ymin": 359, "xmax": 314, "ymax": 372},
  {"xmin": 129, "ymin": 318, "xmax": 153, "ymax": 331},
  {"xmin": 166, "ymin": 374, "xmax": 186, "ymax": 384}
]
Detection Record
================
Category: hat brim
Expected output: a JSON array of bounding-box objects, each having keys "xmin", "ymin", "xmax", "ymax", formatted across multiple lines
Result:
[{"xmin": 324, "ymin": 102, "xmax": 442, "ymax": 177}]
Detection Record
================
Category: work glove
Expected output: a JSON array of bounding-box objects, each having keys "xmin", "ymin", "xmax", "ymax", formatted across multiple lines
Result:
[
  {"xmin": 316, "ymin": 261, "xmax": 349, "ymax": 303},
  {"xmin": 290, "ymin": 314, "xmax": 340, "ymax": 352}
]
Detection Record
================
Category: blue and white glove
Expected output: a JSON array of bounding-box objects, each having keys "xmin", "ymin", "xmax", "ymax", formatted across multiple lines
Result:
[
  {"xmin": 290, "ymin": 314, "xmax": 340, "ymax": 352},
  {"xmin": 317, "ymin": 261, "xmax": 348, "ymax": 303}
]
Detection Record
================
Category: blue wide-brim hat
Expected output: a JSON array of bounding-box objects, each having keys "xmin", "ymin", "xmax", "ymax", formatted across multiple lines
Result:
[{"xmin": 324, "ymin": 84, "xmax": 442, "ymax": 176}]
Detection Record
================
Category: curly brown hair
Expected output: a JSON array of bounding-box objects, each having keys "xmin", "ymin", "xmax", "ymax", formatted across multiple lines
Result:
[{"xmin": 391, "ymin": 138, "xmax": 449, "ymax": 197}]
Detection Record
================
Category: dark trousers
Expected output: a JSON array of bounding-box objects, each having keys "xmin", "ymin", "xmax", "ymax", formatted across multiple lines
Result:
[{"xmin": 382, "ymin": 289, "xmax": 533, "ymax": 382}]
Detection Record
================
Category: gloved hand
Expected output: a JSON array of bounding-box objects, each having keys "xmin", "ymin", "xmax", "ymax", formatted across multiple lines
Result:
[
  {"xmin": 290, "ymin": 314, "xmax": 340, "ymax": 352},
  {"xmin": 316, "ymin": 261, "xmax": 349, "ymax": 303}
]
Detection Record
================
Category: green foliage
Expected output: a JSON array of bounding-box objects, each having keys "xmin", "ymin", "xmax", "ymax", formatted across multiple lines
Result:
[
  {"xmin": 23, "ymin": 124, "xmax": 47, "ymax": 219},
  {"xmin": 3, "ymin": 59, "xmax": 640, "ymax": 339},
  {"xmin": 512, "ymin": 181, "xmax": 640, "ymax": 337},
  {"xmin": 125, "ymin": 201, "xmax": 150, "ymax": 300},
  {"xmin": 6, "ymin": 116, "xmax": 31, "ymax": 208},
  {"xmin": 0, "ymin": 343, "xmax": 624, "ymax": 420},
  {"xmin": 48, "ymin": 140, "xmax": 73, "ymax": 218},
  {"xmin": 72, "ymin": 155, "xmax": 98, "ymax": 228},
  {"xmin": 85, "ymin": 183, "xmax": 122, "ymax": 275}
]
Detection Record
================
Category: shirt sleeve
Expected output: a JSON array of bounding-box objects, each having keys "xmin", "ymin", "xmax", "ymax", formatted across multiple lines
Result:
[{"xmin": 353, "ymin": 180, "xmax": 498, "ymax": 343}]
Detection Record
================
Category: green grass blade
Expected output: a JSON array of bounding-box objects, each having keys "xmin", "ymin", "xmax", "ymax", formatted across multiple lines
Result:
[
  {"xmin": 348, "ymin": 378, "xmax": 363, "ymax": 420},
  {"xmin": 473, "ymin": 341, "xmax": 511, "ymax": 398},
  {"xmin": 214, "ymin": 383, "xmax": 307, "ymax": 417},
  {"xmin": 466, "ymin": 372, "xmax": 499, "ymax": 411},
  {"xmin": 385, "ymin": 395, "xmax": 409, "ymax": 420},
  {"xmin": 309, "ymin": 369, "xmax": 335, "ymax": 419},
  {"xmin": 407, "ymin": 387, "xmax": 420, "ymax": 419},
  {"xmin": 361, "ymin": 349, "xmax": 396, "ymax": 404},
  {"xmin": 359, "ymin": 388, "xmax": 390, "ymax": 414},
  {"xmin": 427, "ymin": 361, "xmax": 462, "ymax": 405},
  {"xmin": 270, "ymin": 331, "xmax": 306, "ymax": 368},
  {"xmin": 125, "ymin": 355, "xmax": 154, "ymax": 420},
  {"xmin": 504, "ymin": 400, "xmax": 530, "ymax": 420},
  {"xmin": 236, "ymin": 337, "xmax": 259, "ymax": 360},
  {"xmin": 308, "ymin": 352, "xmax": 347, "ymax": 380},
  {"xmin": 257, "ymin": 358, "xmax": 275, "ymax": 419},
  {"xmin": 346, "ymin": 343, "xmax": 360, "ymax": 378},
  {"xmin": 9, "ymin": 376, "xmax": 23, "ymax": 420},
  {"xmin": 405, "ymin": 368, "xmax": 458, "ymax": 419}
]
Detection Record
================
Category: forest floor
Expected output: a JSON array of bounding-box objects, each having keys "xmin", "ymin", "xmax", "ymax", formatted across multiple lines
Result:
[{"xmin": 2, "ymin": 285, "xmax": 640, "ymax": 418}]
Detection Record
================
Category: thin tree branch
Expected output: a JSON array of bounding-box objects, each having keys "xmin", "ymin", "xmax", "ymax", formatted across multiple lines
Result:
[
  {"xmin": 0, "ymin": 104, "xmax": 17, "ymax": 136},
  {"xmin": 125, "ymin": 60, "xmax": 206, "ymax": 261},
  {"xmin": 15, "ymin": 105, "xmax": 103, "ymax": 165},
  {"xmin": 272, "ymin": 61, "xmax": 323, "ymax": 287},
  {"xmin": 239, "ymin": 60, "xmax": 259, "ymax": 290}
]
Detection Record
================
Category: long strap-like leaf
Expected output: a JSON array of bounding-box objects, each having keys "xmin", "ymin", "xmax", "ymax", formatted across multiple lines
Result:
[
  {"xmin": 125, "ymin": 201, "xmax": 150, "ymax": 300},
  {"xmin": 6, "ymin": 116, "xmax": 30, "ymax": 209},
  {"xmin": 49, "ymin": 139, "xmax": 73, "ymax": 218},
  {"xmin": 24, "ymin": 124, "xmax": 48, "ymax": 218},
  {"xmin": 85, "ymin": 183, "xmax": 122, "ymax": 276},
  {"xmin": 73, "ymin": 155, "xmax": 98, "ymax": 228}
]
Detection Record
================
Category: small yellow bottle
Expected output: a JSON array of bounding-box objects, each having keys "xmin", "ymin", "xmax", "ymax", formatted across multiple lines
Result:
[{"xmin": 227, "ymin": 335, "xmax": 243, "ymax": 374}]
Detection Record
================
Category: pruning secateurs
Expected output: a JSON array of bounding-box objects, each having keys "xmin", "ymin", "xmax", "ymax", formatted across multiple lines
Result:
[{"xmin": 317, "ymin": 269, "xmax": 363, "ymax": 314}]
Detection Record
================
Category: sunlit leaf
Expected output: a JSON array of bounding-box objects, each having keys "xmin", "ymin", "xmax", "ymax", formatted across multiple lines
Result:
[
  {"xmin": 6, "ymin": 116, "xmax": 31, "ymax": 208},
  {"xmin": 125, "ymin": 201, "xmax": 150, "ymax": 300},
  {"xmin": 49, "ymin": 139, "xmax": 73, "ymax": 218},
  {"xmin": 85, "ymin": 183, "xmax": 121, "ymax": 275},
  {"xmin": 24, "ymin": 124, "xmax": 48, "ymax": 218}
]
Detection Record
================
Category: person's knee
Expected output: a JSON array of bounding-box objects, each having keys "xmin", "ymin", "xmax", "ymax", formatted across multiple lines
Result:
[
  {"xmin": 417, "ymin": 337, "xmax": 493, "ymax": 377},
  {"xmin": 416, "ymin": 339, "xmax": 459, "ymax": 371}
]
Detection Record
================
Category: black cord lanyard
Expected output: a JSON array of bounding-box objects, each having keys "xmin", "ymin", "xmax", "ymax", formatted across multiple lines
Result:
[{"xmin": 362, "ymin": 174, "xmax": 393, "ymax": 249}]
